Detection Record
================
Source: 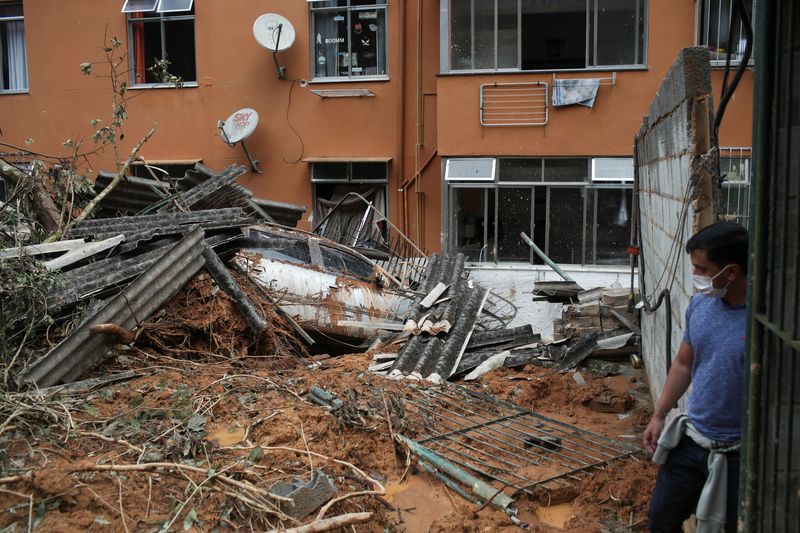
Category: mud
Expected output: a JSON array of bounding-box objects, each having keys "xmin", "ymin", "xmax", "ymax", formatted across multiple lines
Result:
[{"xmin": 0, "ymin": 279, "xmax": 659, "ymax": 532}]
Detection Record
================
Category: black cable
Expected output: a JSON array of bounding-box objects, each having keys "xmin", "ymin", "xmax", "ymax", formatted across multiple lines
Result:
[
  {"xmin": 282, "ymin": 79, "xmax": 306, "ymax": 164},
  {"xmin": 713, "ymin": 0, "xmax": 754, "ymax": 137}
]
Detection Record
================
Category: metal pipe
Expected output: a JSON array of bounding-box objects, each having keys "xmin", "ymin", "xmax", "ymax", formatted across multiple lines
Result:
[
  {"xmin": 418, "ymin": 461, "xmax": 482, "ymax": 504},
  {"xmin": 519, "ymin": 231, "xmax": 576, "ymax": 282},
  {"xmin": 397, "ymin": 0, "xmax": 407, "ymax": 236},
  {"xmin": 397, "ymin": 434, "xmax": 515, "ymax": 512}
]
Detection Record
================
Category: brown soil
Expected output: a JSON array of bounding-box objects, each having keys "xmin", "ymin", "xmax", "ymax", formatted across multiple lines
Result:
[{"xmin": 0, "ymin": 276, "xmax": 658, "ymax": 533}]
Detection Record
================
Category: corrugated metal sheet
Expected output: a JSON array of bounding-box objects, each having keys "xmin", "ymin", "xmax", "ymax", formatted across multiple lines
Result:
[
  {"xmin": 66, "ymin": 208, "xmax": 257, "ymax": 243},
  {"xmin": 23, "ymin": 228, "xmax": 207, "ymax": 387},
  {"xmin": 93, "ymin": 163, "xmax": 306, "ymax": 227}
]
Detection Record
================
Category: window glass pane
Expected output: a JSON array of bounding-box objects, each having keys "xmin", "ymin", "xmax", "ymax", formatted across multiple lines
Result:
[
  {"xmin": 474, "ymin": 0, "xmax": 495, "ymax": 69},
  {"xmin": 158, "ymin": 0, "xmax": 193, "ymax": 13},
  {"xmin": 445, "ymin": 158, "xmax": 496, "ymax": 181},
  {"xmin": 498, "ymin": 188, "xmax": 531, "ymax": 261},
  {"xmin": 351, "ymin": 9, "xmax": 386, "ymax": 76},
  {"xmin": 313, "ymin": 162, "xmax": 349, "ymax": 181},
  {"xmin": 497, "ymin": 0, "xmax": 519, "ymax": 68},
  {"xmin": 521, "ymin": 0, "xmax": 586, "ymax": 70},
  {"xmin": 453, "ymin": 188, "xmax": 490, "ymax": 261},
  {"xmin": 122, "ymin": 0, "xmax": 158, "ymax": 13},
  {"xmin": 131, "ymin": 20, "xmax": 162, "ymax": 83},
  {"xmin": 450, "ymin": 0, "xmax": 472, "ymax": 70},
  {"xmin": 594, "ymin": 188, "xmax": 631, "ymax": 264},
  {"xmin": 164, "ymin": 19, "xmax": 196, "ymax": 81},
  {"xmin": 544, "ymin": 159, "xmax": 587, "ymax": 182},
  {"xmin": 351, "ymin": 162, "xmax": 387, "ymax": 181},
  {"xmin": 548, "ymin": 188, "xmax": 584, "ymax": 264},
  {"xmin": 595, "ymin": 0, "xmax": 642, "ymax": 66},
  {"xmin": 499, "ymin": 159, "xmax": 542, "ymax": 182},
  {"xmin": 0, "ymin": 18, "xmax": 27, "ymax": 91},
  {"xmin": 313, "ymin": 10, "xmax": 348, "ymax": 77}
]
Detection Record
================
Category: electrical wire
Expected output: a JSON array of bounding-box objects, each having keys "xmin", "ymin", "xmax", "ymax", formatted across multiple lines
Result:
[
  {"xmin": 713, "ymin": 0, "xmax": 754, "ymax": 138},
  {"xmin": 282, "ymin": 79, "xmax": 306, "ymax": 164}
]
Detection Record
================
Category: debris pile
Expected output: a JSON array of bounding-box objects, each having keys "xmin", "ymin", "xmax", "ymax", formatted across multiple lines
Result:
[{"xmin": 554, "ymin": 288, "xmax": 641, "ymax": 340}]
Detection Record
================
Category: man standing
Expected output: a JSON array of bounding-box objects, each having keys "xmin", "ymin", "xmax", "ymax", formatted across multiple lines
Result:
[{"xmin": 645, "ymin": 221, "xmax": 748, "ymax": 533}]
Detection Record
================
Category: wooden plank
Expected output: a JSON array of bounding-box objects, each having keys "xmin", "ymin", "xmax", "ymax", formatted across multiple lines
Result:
[
  {"xmin": 337, "ymin": 320, "xmax": 405, "ymax": 331},
  {"xmin": 43, "ymin": 235, "xmax": 125, "ymax": 271}
]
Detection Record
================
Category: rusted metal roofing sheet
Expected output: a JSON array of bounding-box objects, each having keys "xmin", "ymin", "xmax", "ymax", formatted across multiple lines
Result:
[{"xmin": 23, "ymin": 228, "xmax": 207, "ymax": 387}]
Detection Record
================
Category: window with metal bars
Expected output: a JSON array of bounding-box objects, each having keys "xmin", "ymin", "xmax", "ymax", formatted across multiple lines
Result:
[{"xmin": 697, "ymin": 0, "xmax": 754, "ymax": 66}]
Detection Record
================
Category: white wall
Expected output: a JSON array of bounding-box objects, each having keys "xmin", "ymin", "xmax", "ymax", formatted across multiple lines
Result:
[{"xmin": 468, "ymin": 263, "xmax": 637, "ymax": 339}]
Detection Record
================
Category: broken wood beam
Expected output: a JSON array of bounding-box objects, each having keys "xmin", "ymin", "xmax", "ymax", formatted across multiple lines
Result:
[
  {"xmin": 0, "ymin": 238, "xmax": 86, "ymax": 259},
  {"xmin": 420, "ymin": 282, "xmax": 449, "ymax": 308},
  {"xmin": 43, "ymin": 234, "xmax": 125, "ymax": 271},
  {"xmin": 202, "ymin": 243, "xmax": 268, "ymax": 334}
]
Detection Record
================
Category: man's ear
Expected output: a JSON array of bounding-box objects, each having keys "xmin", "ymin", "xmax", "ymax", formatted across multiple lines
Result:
[{"xmin": 728, "ymin": 263, "xmax": 743, "ymax": 281}]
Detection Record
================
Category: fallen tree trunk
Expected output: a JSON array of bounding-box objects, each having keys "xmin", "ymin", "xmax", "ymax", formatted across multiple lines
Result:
[{"xmin": 0, "ymin": 157, "xmax": 61, "ymax": 233}]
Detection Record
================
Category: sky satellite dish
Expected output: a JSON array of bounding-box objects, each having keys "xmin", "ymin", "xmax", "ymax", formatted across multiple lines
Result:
[
  {"xmin": 219, "ymin": 108, "xmax": 261, "ymax": 172},
  {"xmin": 253, "ymin": 13, "xmax": 295, "ymax": 52}
]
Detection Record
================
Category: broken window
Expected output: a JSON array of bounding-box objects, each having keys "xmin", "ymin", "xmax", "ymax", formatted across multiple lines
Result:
[
  {"xmin": 126, "ymin": 2, "xmax": 196, "ymax": 85},
  {"xmin": 446, "ymin": 0, "xmax": 647, "ymax": 72},
  {"xmin": 0, "ymin": 2, "xmax": 27, "ymax": 93},
  {"xmin": 697, "ymin": 0, "xmax": 754, "ymax": 66},
  {"xmin": 446, "ymin": 157, "xmax": 632, "ymax": 266},
  {"xmin": 311, "ymin": 161, "xmax": 389, "ymax": 249},
  {"xmin": 310, "ymin": 0, "xmax": 387, "ymax": 80}
]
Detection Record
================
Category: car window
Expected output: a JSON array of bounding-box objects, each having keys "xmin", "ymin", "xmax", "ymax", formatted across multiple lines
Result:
[
  {"xmin": 246, "ymin": 235, "xmax": 311, "ymax": 265},
  {"xmin": 320, "ymin": 245, "xmax": 375, "ymax": 279}
]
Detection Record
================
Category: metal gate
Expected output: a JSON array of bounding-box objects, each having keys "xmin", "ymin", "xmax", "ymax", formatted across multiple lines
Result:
[{"xmin": 742, "ymin": 1, "xmax": 800, "ymax": 530}]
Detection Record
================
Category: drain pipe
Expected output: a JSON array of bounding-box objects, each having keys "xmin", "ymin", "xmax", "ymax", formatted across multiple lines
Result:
[
  {"xmin": 397, "ymin": 435, "xmax": 525, "ymax": 524},
  {"xmin": 396, "ymin": 0, "xmax": 407, "ymax": 235},
  {"xmin": 520, "ymin": 232, "xmax": 576, "ymax": 283}
]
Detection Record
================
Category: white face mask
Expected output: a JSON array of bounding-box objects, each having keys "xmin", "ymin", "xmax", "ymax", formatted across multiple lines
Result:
[{"xmin": 692, "ymin": 264, "xmax": 732, "ymax": 297}]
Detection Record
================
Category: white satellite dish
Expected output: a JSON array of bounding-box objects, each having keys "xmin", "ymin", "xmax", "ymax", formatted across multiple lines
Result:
[
  {"xmin": 219, "ymin": 108, "xmax": 261, "ymax": 172},
  {"xmin": 221, "ymin": 108, "xmax": 259, "ymax": 144},
  {"xmin": 253, "ymin": 13, "xmax": 295, "ymax": 52}
]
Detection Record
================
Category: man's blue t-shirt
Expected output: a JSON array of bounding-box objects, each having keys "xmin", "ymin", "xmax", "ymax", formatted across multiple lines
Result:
[{"xmin": 683, "ymin": 294, "xmax": 747, "ymax": 442}]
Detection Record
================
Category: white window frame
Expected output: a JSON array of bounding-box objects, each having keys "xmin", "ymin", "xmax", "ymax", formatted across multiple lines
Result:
[
  {"xmin": 125, "ymin": 2, "xmax": 197, "ymax": 87},
  {"xmin": 121, "ymin": 0, "xmax": 194, "ymax": 14},
  {"xmin": 444, "ymin": 157, "xmax": 633, "ymax": 266},
  {"xmin": 309, "ymin": 0, "xmax": 389, "ymax": 82},
  {"xmin": 0, "ymin": 2, "xmax": 28, "ymax": 94},
  {"xmin": 445, "ymin": 158, "xmax": 497, "ymax": 182},
  {"xmin": 441, "ymin": 0, "xmax": 648, "ymax": 74},
  {"xmin": 591, "ymin": 158, "xmax": 634, "ymax": 182}
]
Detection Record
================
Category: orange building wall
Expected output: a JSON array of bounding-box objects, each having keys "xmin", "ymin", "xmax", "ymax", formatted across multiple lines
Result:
[{"xmin": 0, "ymin": 1, "xmax": 754, "ymax": 251}]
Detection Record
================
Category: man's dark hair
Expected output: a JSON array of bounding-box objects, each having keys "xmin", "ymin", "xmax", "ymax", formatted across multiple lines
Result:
[{"xmin": 686, "ymin": 221, "xmax": 749, "ymax": 273}]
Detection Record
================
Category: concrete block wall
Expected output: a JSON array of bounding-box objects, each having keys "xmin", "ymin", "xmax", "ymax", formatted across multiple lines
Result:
[{"xmin": 634, "ymin": 47, "xmax": 716, "ymax": 405}]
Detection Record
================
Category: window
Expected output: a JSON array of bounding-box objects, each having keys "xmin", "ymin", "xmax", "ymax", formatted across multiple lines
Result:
[
  {"xmin": 311, "ymin": 160, "xmax": 389, "ymax": 243},
  {"xmin": 124, "ymin": 0, "xmax": 196, "ymax": 85},
  {"xmin": 0, "ymin": 2, "xmax": 28, "ymax": 93},
  {"xmin": 446, "ymin": 157, "xmax": 632, "ymax": 265},
  {"xmin": 445, "ymin": 0, "xmax": 647, "ymax": 72},
  {"xmin": 310, "ymin": 0, "xmax": 387, "ymax": 80},
  {"xmin": 697, "ymin": 0, "xmax": 754, "ymax": 66},
  {"xmin": 720, "ymin": 147, "xmax": 751, "ymax": 228},
  {"xmin": 320, "ymin": 245, "xmax": 376, "ymax": 279}
]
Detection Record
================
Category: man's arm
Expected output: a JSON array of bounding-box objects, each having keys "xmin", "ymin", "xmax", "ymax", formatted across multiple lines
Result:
[{"xmin": 643, "ymin": 341, "xmax": 695, "ymax": 454}]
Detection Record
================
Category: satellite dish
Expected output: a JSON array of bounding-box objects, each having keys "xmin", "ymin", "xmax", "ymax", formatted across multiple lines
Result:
[
  {"xmin": 253, "ymin": 13, "xmax": 295, "ymax": 52},
  {"xmin": 219, "ymin": 108, "xmax": 261, "ymax": 172},
  {"xmin": 221, "ymin": 108, "xmax": 259, "ymax": 145}
]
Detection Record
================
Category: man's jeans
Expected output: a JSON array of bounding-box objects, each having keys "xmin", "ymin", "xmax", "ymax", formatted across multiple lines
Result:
[{"xmin": 648, "ymin": 435, "xmax": 740, "ymax": 533}]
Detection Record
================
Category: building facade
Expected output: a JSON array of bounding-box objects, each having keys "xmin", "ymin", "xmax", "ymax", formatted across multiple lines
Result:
[{"xmin": 0, "ymin": 0, "xmax": 754, "ymax": 322}]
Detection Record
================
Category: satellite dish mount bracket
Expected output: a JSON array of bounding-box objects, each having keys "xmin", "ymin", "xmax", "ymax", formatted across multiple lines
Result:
[
  {"xmin": 219, "ymin": 124, "xmax": 261, "ymax": 174},
  {"xmin": 272, "ymin": 24, "xmax": 287, "ymax": 80}
]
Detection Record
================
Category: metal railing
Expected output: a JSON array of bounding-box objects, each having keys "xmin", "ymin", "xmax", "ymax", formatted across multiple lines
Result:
[
  {"xmin": 480, "ymin": 82, "xmax": 548, "ymax": 127},
  {"xmin": 720, "ymin": 146, "xmax": 752, "ymax": 228}
]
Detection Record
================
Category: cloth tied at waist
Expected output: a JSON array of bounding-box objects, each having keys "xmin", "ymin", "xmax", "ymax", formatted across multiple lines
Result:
[{"xmin": 653, "ymin": 414, "xmax": 740, "ymax": 533}]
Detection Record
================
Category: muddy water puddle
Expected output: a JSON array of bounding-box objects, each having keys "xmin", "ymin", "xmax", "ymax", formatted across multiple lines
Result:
[
  {"xmin": 207, "ymin": 424, "xmax": 247, "ymax": 446},
  {"xmin": 534, "ymin": 502, "xmax": 576, "ymax": 529},
  {"xmin": 385, "ymin": 474, "xmax": 454, "ymax": 532}
]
